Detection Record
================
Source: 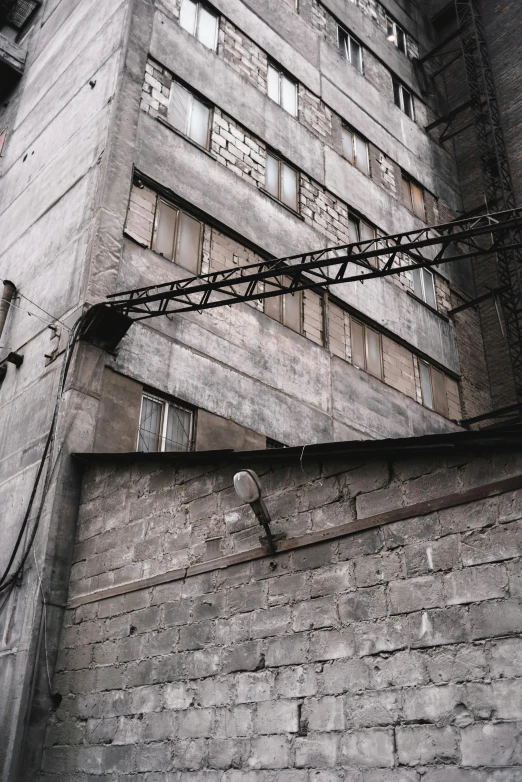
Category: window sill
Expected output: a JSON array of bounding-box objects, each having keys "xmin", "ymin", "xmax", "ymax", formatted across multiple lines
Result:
[
  {"xmin": 407, "ymin": 290, "xmax": 449, "ymax": 322},
  {"xmin": 260, "ymin": 188, "xmax": 304, "ymax": 220},
  {"xmin": 156, "ymin": 116, "xmax": 217, "ymax": 160}
]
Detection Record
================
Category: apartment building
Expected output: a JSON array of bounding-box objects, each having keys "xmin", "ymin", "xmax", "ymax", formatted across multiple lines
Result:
[{"xmin": 0, "ymin": 0, "xmax": 521, "ymax": 777}]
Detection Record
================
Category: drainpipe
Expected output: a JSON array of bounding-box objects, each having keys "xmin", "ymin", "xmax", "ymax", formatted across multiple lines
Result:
[{"xmin": 0, "ymin": 280, "xmax": 16, "ymax": 341}]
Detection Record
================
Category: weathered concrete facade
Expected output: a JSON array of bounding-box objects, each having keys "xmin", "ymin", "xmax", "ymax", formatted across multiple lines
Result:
[{"xmin": 0, "ymin": 0, "xmax": 521, "ymax": 777}]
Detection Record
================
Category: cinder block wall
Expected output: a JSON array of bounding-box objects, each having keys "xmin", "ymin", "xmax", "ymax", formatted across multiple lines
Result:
[{"xmin": 40, "ymin": 447, "xmax": 522, "ymax": 778}]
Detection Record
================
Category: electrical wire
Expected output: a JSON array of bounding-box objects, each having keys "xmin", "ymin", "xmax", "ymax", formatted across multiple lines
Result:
[
  {"xmin": 16, "ymin": 292, "xmax": 72, "ymax": 331},
  {"xmin": 33, "ymin": 547, "xmax": 53, "ymax": 695},
  {"xmin": 0, "ymin": 309, "xmax": 88, "ymax": 595}
]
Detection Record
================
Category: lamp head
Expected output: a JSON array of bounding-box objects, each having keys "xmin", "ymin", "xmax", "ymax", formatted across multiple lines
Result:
[{"xmin": 233, "ymin": 469, "xmax": 262, "ymax": 504}]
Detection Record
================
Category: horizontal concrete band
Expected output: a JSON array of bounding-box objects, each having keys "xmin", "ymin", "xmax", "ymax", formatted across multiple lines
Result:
[{"xmin": 68, "ymin": 472, "xmax": 522, "ymax": 609}]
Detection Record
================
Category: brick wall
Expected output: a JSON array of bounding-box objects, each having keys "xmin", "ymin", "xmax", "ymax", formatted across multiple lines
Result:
[{"xmin": 39, "ymin": 445, "xmax": 522, "ymax": 778}]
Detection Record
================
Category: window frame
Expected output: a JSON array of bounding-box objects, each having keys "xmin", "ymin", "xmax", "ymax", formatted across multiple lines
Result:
[
  {"xmin": 351, "ymin": 317, "xmax": 383, "ymax": 381},
  {"xmin": 342, "ymin": 125, "xmax": 370, "ymax": 175},
  {"xmin": 264, "ymin": 276, "xmax": 303, "ymax": 333},
  {"xmin": 168, "ymin": 79, "xmax": 213, "ymax": 150},
  {"xmin": 264, "ymin": 152, "xmax": 299, "ymax": 212},
  {"xmin": 267, "ymin": 62, "xmax": 298, "ymax": 116},
  {"xmin": 419, "ymin": 361, "xmax": 449, "ymax": 417},
  {"xmin": 179, "ymin": 0, "xmax": 219, "ymax": 51},
  {"xmin": 338, "ymin": 26, "xmax": 363, "ymax": 73},
  {"xmin": 137, "ymin": 391, "xmax": 195, "ymax": 453},
  {"xmin": 151, "ymin": 197, "xmax": 204, "ymax": 273},
  {"xmin": 386, "ymin": 17, "xmax": 407, "ymax": 55},
  {"xmin": 393, "ymin": 79, "xmax": 415, "ymax": 120},
  {"xmin": 412, "ymin": 267, "xmax": 437, "ymax": 310},
  {"xmin": 402, "ymin": 174, "xmax": 425, "ymax": 220},
  {"xmin": 284, "ymin": 0, "xmax": 298, "ymax": 10}
]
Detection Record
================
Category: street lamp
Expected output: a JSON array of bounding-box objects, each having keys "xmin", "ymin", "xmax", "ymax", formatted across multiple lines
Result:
[{"xmin": 233, "ymin": 470, "xmax": 276, "ymax": 554}]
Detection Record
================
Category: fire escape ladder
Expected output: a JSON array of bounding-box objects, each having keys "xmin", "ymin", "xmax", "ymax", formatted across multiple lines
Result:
[{"xmin": 455, "ymin": 0, "xmax": 522, "ymax": 408}]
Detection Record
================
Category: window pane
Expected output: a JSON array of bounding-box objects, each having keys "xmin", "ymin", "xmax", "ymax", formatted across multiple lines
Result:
[
  {"xmin": 350, "ymin": 38, "xmax": 362, "ymax": 72},
  {"xmin": 396, "ymin": 26, "xmax": 406, "ymax": 54},
  {"xmin": 393, "ymin": 79, "xmax": 401, "ymax": 108},
  {"xmin": 188, "ymin": 98, "xmax": 210, "ymax": 147},
  {"xmin": 153, "ymin": 200, "xmax": 178, "ymax": 259},
  {"xmin": 339, "ymin": 28, "xmax": 348, "ymax": 58},
  {"xmin": 342, "ymin": 127, "xmax": 354, "ymax": 164},
  {"xmin": 180, "ymin": 0, "xmax": 197, "ymax": 35},
  {"xmin": 281, "ymin": 163, "xmax": 298, "ymax": 210},
  {"xmin": 197, "ymin": 6, "xmax": 218, "ymax": 50},
  {"xmin": 266, "ymin": 153, "xmax": 280, "ymax": 197},
  {"xmin": 165, "ymin": 404, "xmax": 192, "ymax": 452},
  {"xmin": 283, "ymin": 285, "xmax": 301, "ymax": 332},
  {"xmin": 281, "ymin": 75, "xmax": 297, "ymax": 116},
  {"xmin": 366, "ymin": 327, "xmax": 382, "ymax": 379},
  {"xmin": 402, "ymin": 177, "xmax": 412, "ymax": 209},
  {"xmin": 411, "ymin": 183, "xmax": 425, "ymax": 220},
  {"xmin": 412, "ymin": 268, "xmax": 424, "ymax": 299},
  {"xmin": 138, "ymin": 396, "xmax": 162, "ymax": 452},
  {"xmin": 264, "ymin": 285, "xmax": 282, "ymax": 322},
  {"xmin": 267, "ymin": 64, "xmax": 280, "ymax": 104},
  {"xmin": 355, "ymin": 134, "xmax": 369, "ymax": 174},
  {"xmin": 169, "ymin": 81, "xmax": 191, "ymax": 134},
  {"xmin": 177, "ymin": 212, "xmax": 202, "ymax": 273},
  {"xmin": 422, "ymin": 269, "xmax": 437, "ymax": 309},
  {"xmin": 420, "ymin": 362, "xmax": 434, "ymax": 409},
  {"xmin": 351, "ymin": 320, "xmax": 365, "ymax": 370},
  {"xmin": 431, "ymin": 368, "xmax": 449, "ymax": 418},
  {"xmin": 387, "ymin": 18, "xmax": 395, "ymax": 41},
  {"xmin": 348, "ymin": 216, "xmax": 359, "ymax": 244},
  {"xmin": 359, "ymin": 221, "xmax": 375, "ymax": 243},
  {"xmin": 403, "ymin": 88, "xmax": 414, "ymax": 119}
]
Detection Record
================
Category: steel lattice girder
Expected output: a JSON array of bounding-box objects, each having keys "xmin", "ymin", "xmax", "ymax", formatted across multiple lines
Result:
[
  {"xmin": 106, "ymin": 209, "xmax": 522, "ymax": 319},
  {"xmin": 455, "ymin": 0, "xmax": 522, "ymax": 401}
]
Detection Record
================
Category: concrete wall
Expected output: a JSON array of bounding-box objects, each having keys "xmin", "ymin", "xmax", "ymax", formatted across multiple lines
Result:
[
  {"xmin": 0, "ymin": 0, "xmax": 132, "ymax": 776},
  {"xmin": 37, "ymin": 442, "xmax": 522, "ymax": 778}
]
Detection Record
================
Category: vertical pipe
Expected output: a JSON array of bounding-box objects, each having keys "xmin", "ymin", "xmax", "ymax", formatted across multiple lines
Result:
[{"xmin": 0, "ymin": 280, "xmax": 16, "ymax": 341}]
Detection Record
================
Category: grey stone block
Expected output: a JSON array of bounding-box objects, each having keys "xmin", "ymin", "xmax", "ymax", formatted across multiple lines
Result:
[
  {"xmin": 318, "ymin": 659, "xmax": 370, "ymax": 695},
  {"xmin": 404, "ymin": 534, "xmax": 460, "ymax": 577},
  {"xmin": 223, "ymin": 640, "xmax": 265, "ymax": 673},
  {"xmin": 293, "ymin": 596, "xmax": 339, "ymax": 631},
  {"xmin": 266, "ymin": 633, "xmax": 309, "ymax": 667},
  {"xmin": 409, "ymin": 607, "xmax": 469, "ymax": 648},
  {"xmin": 354, "ymin": 616, "xmax": 408, "ymax": 657},
  {"xmin": 353, "ymin": 551, "xmax": 403, "ymax": 587},
  {"xmin": 295, "ymin": 734, "xmax": 339, "ymax": 767},
  {"xmin": 460, "ymin": 723, "xmax": 522, "ymax": 766},
  {"xmin": 251, "ymin": 605, "xmax": 292, "ymax": 638},
  {"xmin": 384, "ymin": 512, "xmax": 439, "ymax": 548},
  {"xmin": 311, "ymin": 562, "xmax": 354, "ymax": 596},
  {"xmin": 303, "ymin": 695, "xmax": 345, "ymax": 731},
  {"xmin": 248, "ymin": 736, "xmax": 291, "ymax": 768},
  {"xmin": 461, "ymin": 523, "xmax": 522, "ymax": 567},
  {"xmin": 443, "ymin": 564, "xmax": 507, "ymax": 606},
  {"xmin": 366, "ymin": 649, "xmax": 427, "ymax": 689},
  {"xmin": 468, "ymin": 598, "xmax": 522, "ymax": 640},
  {"xmin": 255, "ymin": 699, "xmax": 299, "ymax": 733},
  {"xmin": 389, "ymin": 575, "xmax": 443, "ymax": 614},
  {"xmin": 345, "ymin": 689, "xmax": 400, "ymax": 727},
  {"xmin": 309, "ymin": 628, "xmax": 356, "ymax": 661},
  {"xmin": 338, "ymin": 528, "xmax": 384, "ymax": 560},
  {"xmin": 356, "ymin": 486, "xmax": 403, "ymax": 519},
  {"xmin": 339, "ymin": 586, "xmax": 387, "ymax": 622},
  {"xmin": 396, "ymin": 725, "xmax": 459, "ymax": 765},
  {"xmin": 341, "ymin": 728, "xmax": 394, "ymax": 767}
]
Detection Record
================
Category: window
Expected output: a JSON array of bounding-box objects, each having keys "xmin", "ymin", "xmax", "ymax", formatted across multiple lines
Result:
[
  {"xmin": 348, "ymin": 216, "xmax": 375, "ymax": 245},
  {"xmin": 137, "ymin": 392, "xmax": 194, "ymax": 453},
  {"xmin": 351, "ymin": 319, "xmax": 383, "ymax": 380},
  {"xmin": 265, "ymin": 153, "xmax": 299, "ymax": 211},
  {"xmin": 402, "ymin": 175, "xmax": 425, "ymax": 220},
  {"xmin": 264, "ymin": 277, "xmax": 302, "ymax": 333},
  {"xmin": 386, "ymin": 17, "xmax": 407, "ymax": 54},
  {"xmin": 393, "ymin": 79, "xmax": 414, "ymax": 120},
  {"xmin": 342, "ymin": 126, "xmax": 369, "ymax": 175},
  {"xmin": 168, "ymin": 80, "xmax": 212, "ymax": 149},
  {"xmin": 267, "ymin": 63, "xmax": 297, "ymax": 116},
  {"xmin": 152, "ymin": 199, "xmax": 203, "ymax": 273},
  {"xmin": 0, "ymin": 127, "xmax": 7, "ymax": 156},
  {"xmin": 179, "ymin": 0, "xmax": 219, "ymax": 50},
  {"xmin": 412, "ymin": 267, "xmax": 437, "ymax": 309},
  {"xmin": 419, "ymin": 362, "xmax": 449, "ymax": 417},
  {"xmin": 339, "ymin": 27, "xmax": 363, "ymax": 73},
  {"xmin": 284, "ymin": 0, "xmax": 298, "ymax": 9}
]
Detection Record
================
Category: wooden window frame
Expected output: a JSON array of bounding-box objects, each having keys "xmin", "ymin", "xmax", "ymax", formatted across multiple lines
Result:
[
  {"xmin": 168, "ymin": 80, "xmax": 213, "ymax": 150},
  {"xmin": 179, "ymin": 0, "xmax": 219, "ymax": 51},
  {"xmin": 419, "ymin": 361, "xmax": 449, "ymax": 417},
  {"xmin": 402, "ymin": 175, "xmax": 426, "ymax": 220},
  {"xmin": 393, "ymin": 79, "xmax": 415, "ymax": 120},
  {"xmin": 342, "ymin": 125, "xmax": 370, "ymax": 175},
  {"xmin": 267, "ymin": 62, "xmax": 298, "ymax": 116},
  {"xmin": 264, "ymin": 276, "xmax": 303, "ymax": 334},
  {"xmin": 351, "ymin": 317, "xmax": 383, "ymax": 381},
  {"xmin": 137, "ymin": 391, "xmax": 195, "ymax": 453},
  {"xmin": 338, "ymin": 26, "xmax": 363, "ymax": 73},
  {"xmin": 412, "ymin": 267, "xmax": 437, "ymax": 310},
  {"xmin": 152, "ymin": 197, "xmax": 203, "ymax": 273},
  {"xmin": 386, "ymin": 17, "xmax": 407, "ymax": 55},
  {"xmin": 265, "ymin": 152, "xmax": 299, "ymax": 212}
]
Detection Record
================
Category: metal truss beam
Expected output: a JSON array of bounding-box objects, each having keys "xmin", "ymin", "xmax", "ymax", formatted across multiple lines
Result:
[
  {"xmin": 425, "ymin": 98, "xmax": 477, "ymax": 143},
  {"xmin": 106, "ymin": 210, "xmax": 522, "ymax": 320},
  {"xmin": 455, "ymin": 0, "xmax": 522, "ymax": 405}
]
